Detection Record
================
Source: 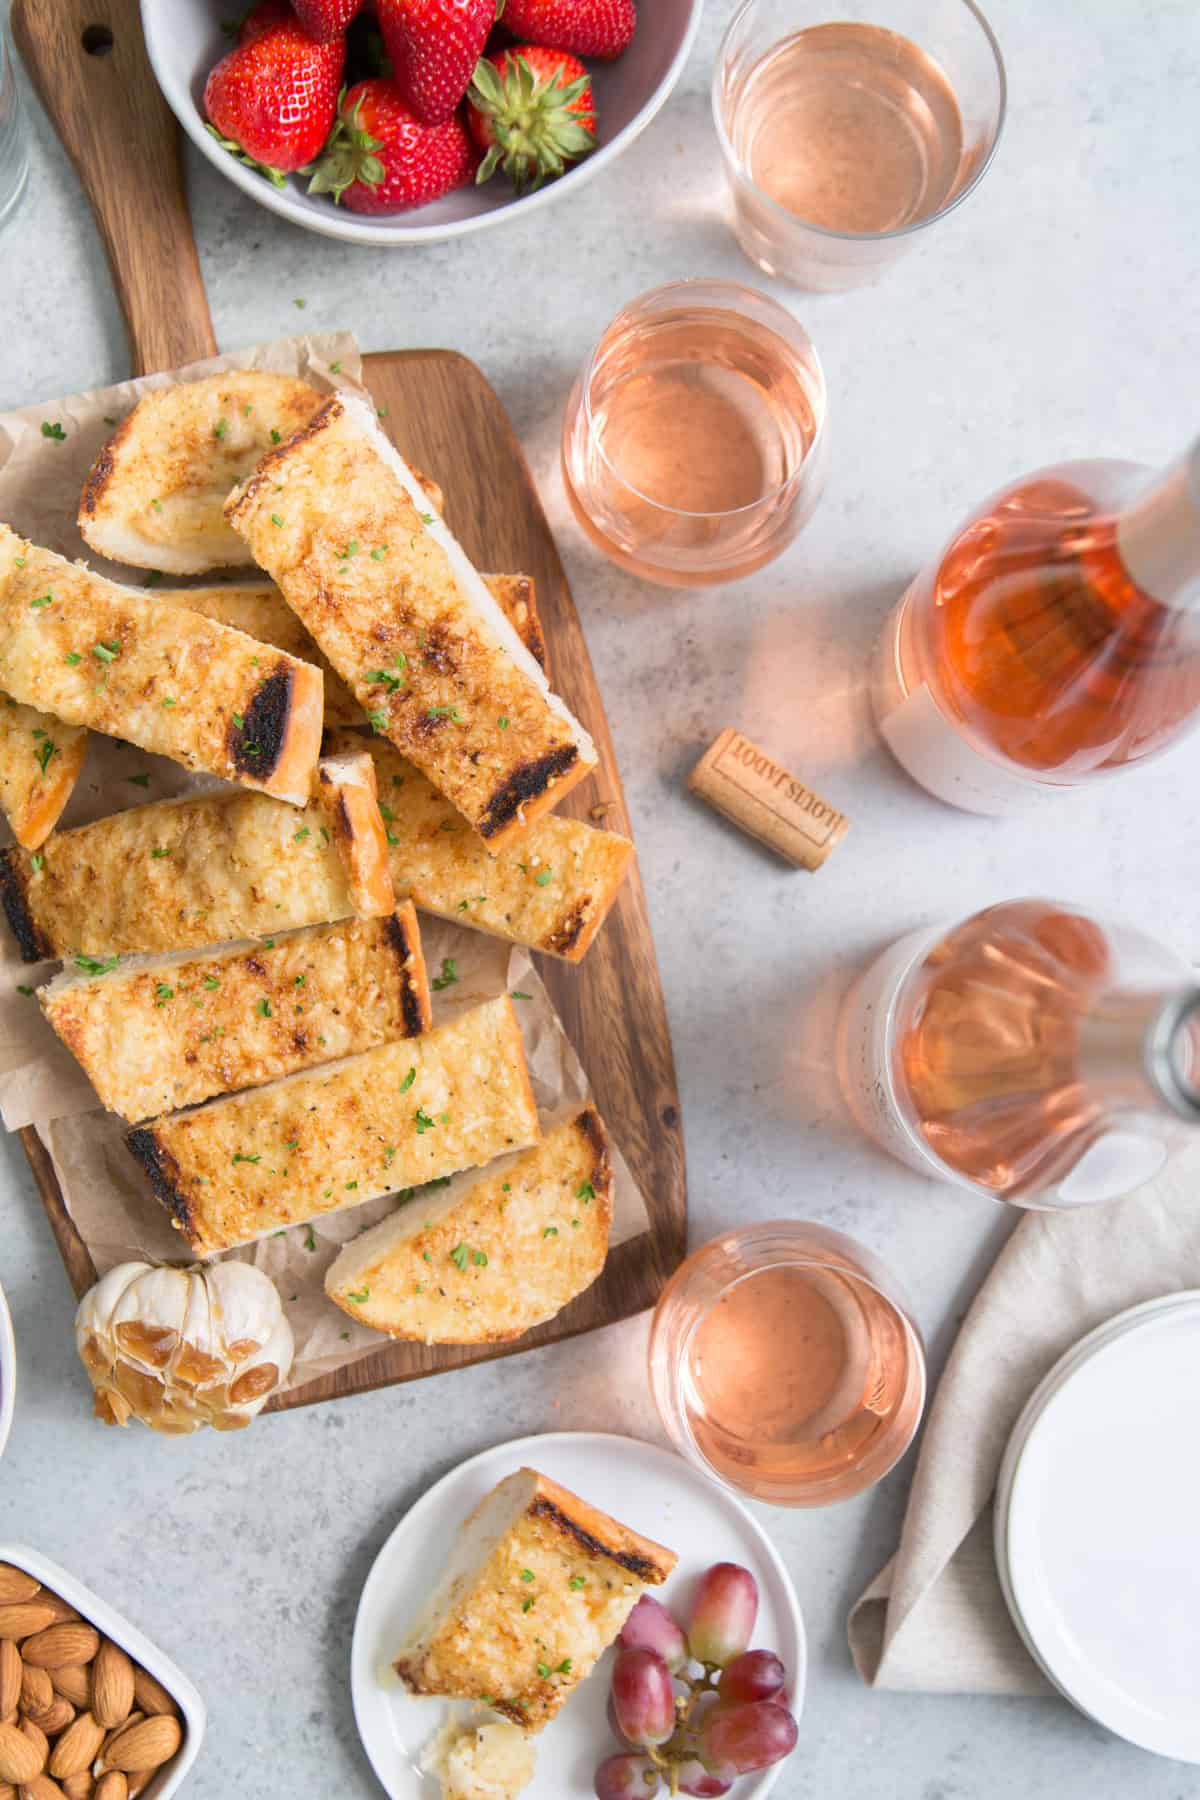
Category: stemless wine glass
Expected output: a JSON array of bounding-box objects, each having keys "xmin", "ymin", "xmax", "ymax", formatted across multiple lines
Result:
[
  {"xmin": 648, "ymin": 1221, "xmax": 926, "ymax": 1506},
  {"xmin": 713, "ymin": 0, "xmax": 1006, "ymax": 291},
  {"xmin": 0, "ymin": 26, "xmax": 31, "ymax": 232},
  {"xmin": 561, "ymin": 279, "xmax": 828, "ymax": 588}
]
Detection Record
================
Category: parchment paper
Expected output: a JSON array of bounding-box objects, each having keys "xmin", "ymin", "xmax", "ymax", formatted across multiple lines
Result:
[{"xmin": 0, "ymin": 336, "xmax": 650, "ymax": 1394}]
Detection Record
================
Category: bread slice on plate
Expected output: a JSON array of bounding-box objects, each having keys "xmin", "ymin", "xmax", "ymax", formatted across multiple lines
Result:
[
  {"xmin": 326, "ymin": 1106, "xmax": 612, "ymax": 1343},
  {"xmin": 156, "ymin": 573, "xmax": 545, "ymax": 732},
  {"xmin": 224, "ymin": 391, "xmax": 596, "ymax": 848},
  {"xmin": 346, "ymin": 738, "xmax": 634, "ymax": 964},
  {"xmin": 39, "ymin": 906, "xmax": 430, "ymax": 1123},
  {"xmin": 0, "ymin": 524, "xmax": 323, "ymax": 804},
  {"xmin": 126, "ymin": 995, "xmax": 541, "ymax": 1256},
  {"xmin": 394, "ymin": 1467, "xmax": 676, "ymax": 1730},
  {"xmin": 0, "ymin": 693, "xmax": 89, "ymax": 849},
  {"xmin": 77, "ymin": 371, "xmax": 326, "ymax": 574},
  {"xmin": 0, "ymin": 749, "xmax": 392, "ymax": 963}
]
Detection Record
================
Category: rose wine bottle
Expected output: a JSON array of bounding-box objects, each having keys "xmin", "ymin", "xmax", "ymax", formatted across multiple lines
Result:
[
  {"xmin": 874, "ymin": 439, "xmax": 1200, "ymax": 811},
  {"xmin": 838, "ymin": 899, "xmax": 1200, "ymax": 1210}
]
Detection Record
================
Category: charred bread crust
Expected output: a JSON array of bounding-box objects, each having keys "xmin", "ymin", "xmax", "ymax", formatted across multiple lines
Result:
[
  {"xmin": 125, "ymin": 1127, "xmax": 195, "ymax": 1243},
  {"xmin": 570, "ymin": 1104, "xmax": 610, "ymax": 1190},
  {"xmin": 229, "ymin": 665, "xmax": 293, "ymax": 781},
  {"xmin": 386, "ymin": 902, "xmax": 432, "ymax": 1036},
  {"xmin": 0, "ymin": 849, "xmax": 50, "ymax": 962},
  {"xmin": 526, "ymin": 1472, "xmax": 676, "ymax": 1584},
  {"xmin": 78, "ymin": 412, "xmax": 135, "ymax": 519},
  {"xmin": 478, "ymin": 745, "xmax": 582, "ymax": 842}
]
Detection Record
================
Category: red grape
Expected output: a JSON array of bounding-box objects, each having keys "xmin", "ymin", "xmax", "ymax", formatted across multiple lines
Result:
[
  {"xmin": 618, "ymin": 1594, "xmax": 689, "ymax": 1672},
  {"xmin": 611, "ymin": 1649, "xmax": 677, "ymax": 1748},
  {"xmin": 700, "ymin": 1700, "xmax": 798, "ymax": 1773},
  {"xmin": 688, "ymin": 1564, "xmax": 759, "ymax": 1667},
  {"xmin": 594, "ymin": 1752, "xmax": 660, "ymax": 1799},
  {"xmin": 675, "ymin": 1760, "xmax": 734, "ymax": 1796},
  {"xmin": 717, "ymin": 1649, "xmax": 787, "ymax": 1705}
]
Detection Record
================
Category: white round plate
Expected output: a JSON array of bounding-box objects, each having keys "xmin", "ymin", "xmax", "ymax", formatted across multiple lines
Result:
[
  {"xmin": 142, "ymin": 0, "xmax": 703, "ymax": 246},
  {"xmin": 998, "ymin": 1294, "xmax": 1200, "ymax": 1762},
  {"xmin": 352, "ymin": 1431, "xmax": 806, "ymax": 1799},
  {"xmin": 0, "ymin": 1280, "xmax": 14, "ymax": 1464}
]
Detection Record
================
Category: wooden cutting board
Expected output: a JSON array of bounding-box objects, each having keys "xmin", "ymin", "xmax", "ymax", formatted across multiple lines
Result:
[{"xmin": 10, "ymin": 0, "xmax": 686, "ymax": 1411}]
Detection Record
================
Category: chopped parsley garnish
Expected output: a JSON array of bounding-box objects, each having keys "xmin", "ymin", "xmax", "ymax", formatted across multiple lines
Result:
[
  {"xmin": 304, "ymin": 1226, "xmax": 317, "ymax": 1251},
  {"xmin": 270, "ymin": 428, "xmax": 282, "ymax": 445},
  {"xmin": 367, "ymin": 710, "xmax": 388, "ymax": 733},
  {"xmin": 414, "ymin": 1106, "xmax": 437, "ymax": 1133},
  {"xmin": 347, "ymin": 1286, "xmax": 369, "ymax": 1303},
  {"xmin": 498, "ymin": 716, "xmax": 509, "ymax": 730},
  {"xmin": 450, "ymin": 1244, "xmax": 470, "ymax": 1271},
  {"xmin": 555, "ymin": 1659, "xmax": 572, "ymax": 1675},
  {"xmin": 213, "ymin": 417, "xmax": 229, "ymax": 441},
  {"xmin": 419, "ymin": 511, "xmax": 435, "ymax": 525},
  {"xmin": 510, "ymin": 990, "xmax": 533, "ymax": 1001},
  {"xmin": 386, "ymin": 830, "xmax": 399, "ymax": 846},
  {"xmin": 345, "ymin": 1180, "xmax": 358, "ymax": 1190},
  {"xmin": 520, "ymin": 1569, "xmax": 535, "ymax": 1582},
  {"xmin": 232, "ymin": 712, "xmax": 244, "ymax": 729},
  {"xmin": 151, "ymin": 498, "xmax": 163, "ymax": 512},
  {"xmin": 294, "ymin": 827, "xmax": 310, "ymax": 842},
  {"xmin": 543, "ymin": 1226, "xmax": 558, "ymax": 1238},
  {"xmin": 92, "ymin": 640, "xmax": 120, "ymax": 663},
  {"xmin": 338, "ymin": 540, "xmax": 359, "ymax": 560},
  {"xmin": 63, "ymin": 652, "xmax": 81, "ymax": 666},
  {"xmin": 232, "ymin": 1152, "xmax": 260, "ymax": 1165},
  {"xmin": 536, "ymin": 1662, "xmax": 551, "ymax": 1680},
  {"xmin": 161, "ymin": 696, "xmax": 177, "ymax": 707},
  {"xmin": 534, "ymin": 869, "xmax": 553, "ymax": 887},
  {"xmin": 400, "ymin": 1067, "xmax": 416, "ymax": 1093},
  {"xmin": 204, "ymin": 977, "xmax": 220, "ymax": 990},
  {"xmin": 329, "ymin": 360, "xmax": 343, "ymax": 373},
  {"xmin": 154, "ymin": 982, "xmax": 174, "ymax": 1005},
  {"xmin": 569, "ymin": 1576, "xmax": 586, "ymax": 1590},
  {"xmin": 576, "ymin": 1181, "xmax": 596, "ymax": 1202},
  {"xmin": 34, "ymin": 739, "xmax": 57, "ymax": 775},
  {"xmin": 366, "ymin": 658, "xmax": 406, "ymax": 692},
  {"xmin": 270, "ymin": 513, "xmax": 284, "ymax": 528},
  {"xmin": 501, "ymin": 1182, "xmax": 511, "ymax": 1193},
  {"xmin": 29, "ymin": 853, "xmax": 44, "ymax": 873},
  {"xmin": 150, "ymin": 847, "xmax": 171, "ymax": 859},
  {"xmin": 426, "ymin": 706, "xmax": 462, "ymax": 721},
  {"xmin": 370, "ymin": 545, "xmax": 387, "ymax": 561},
  {"xmin": 522, "ymin": 1598, "xmax": 534, "ymax": 1614},
  {"xmin": 74, "ymin": 954, "xmax": 119, "ymax": 976},
  {"xmin": 15, "ymin": 985, "xmax": 33, "ymax": 997},
  {"xmin": 41, "ymin": 421, "xmax": 67, "ymax": 441},
  {"xmin": 257, "ymin": 999, "xmax": 272, "ymax": 1018},
  {"xmin": 431, "ymin": 957, "xmax": 458, "ymax": 991},
  {"xmin": 294, "ymin": 297, "xmax": 307, "ymax": 309},
  {"xmin": 319, "ymin": 825, "xmax": 330, "ymax": 844},
  {"xmin": 473, "ymin": 1250, "xmax": 488, "ymax": 1266},
  {"xmin": 295, "ymin": 974, "xmax": 306, "ymax": 987},
  {"xmin": 30, "ymin": 592, "xmax": 53, "ymax": 610}
]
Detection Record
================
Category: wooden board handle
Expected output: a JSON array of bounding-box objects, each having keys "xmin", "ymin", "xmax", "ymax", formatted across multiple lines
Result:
[{"xmin": 11, "ymin": 0, "xmax": 217, "ymax": 377}]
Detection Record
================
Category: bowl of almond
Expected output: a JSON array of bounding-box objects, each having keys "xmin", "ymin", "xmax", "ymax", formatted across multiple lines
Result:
[{"xmin": 0, "ymin": 1548, "xmax": 204, "ymax": 1798}]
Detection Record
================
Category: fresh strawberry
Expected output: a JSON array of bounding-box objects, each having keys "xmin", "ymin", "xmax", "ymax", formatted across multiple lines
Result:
[
  {"xmin": 376, "ymin": 0, "xmax": 494, "ymax": 124},
  {"xmin": 499, "ymin": 0, "xmax": 635, "ymax": 59},
  {"xmin": 291, "ymin": 0, "xmax": 362, "ymax": 41},
  {"xmin": 467, "ymin": 47, "xmax": 595, "ymax": 190},
  {"xmin": 205, "ymin": 13, "xmax": 345, "ymax": 181},
  {"xmin": 306, "ymin": 77, "xmax": 476, "ymax": 210}
]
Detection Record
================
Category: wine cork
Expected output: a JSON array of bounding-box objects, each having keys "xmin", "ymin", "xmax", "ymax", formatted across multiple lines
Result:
[{"xmin": 687, "ymin": 728, "xmax": 849, "ymax": 871}]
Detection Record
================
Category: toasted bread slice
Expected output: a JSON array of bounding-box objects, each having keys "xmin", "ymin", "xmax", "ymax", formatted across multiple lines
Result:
[
  {"xmin": 77, "ymin": 372, "xmax": 326, "ymax": 574},
  {"xmin": 224, "ymin": 391, "xmax": 595, "ymax": 847},
  {"xmin": 340, "ymin": 737, "xmax": 633, "ymax": 963},
  {"xmin": 160, "ymin": 572, "xmax": 546, "ymax": 729},
  {"xmin": 326, "ymin": 1106, "xmax": 611, "ymax": 1342},
  {"xmin": 394, "ymin": 1467, "xmax": 676, "ymax": 1731},
  {"xmin": 40, "ymin": 907, "xmax": 430, "ymax": 1122},
  {"xmin": 126, "ymin": 995, "xmax": 540, "ymax": 1256},
  {"xmin": 0, "ymin": 758, "xmax": 394, "ymax": 963},
  {"xmin": 0, "ymin": 693, "xmax": 89, "ymax": 850},
  {"xmin": 314, "ymin": 745, "xmax": 394, "ymax": 917},
  {"xmin": 0, "ymin": 525, "xmax": 323, "ymax": 804}
]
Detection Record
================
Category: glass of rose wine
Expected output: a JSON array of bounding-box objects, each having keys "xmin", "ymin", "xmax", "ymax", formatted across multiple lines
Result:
[
  {"xmin": 713, "ymin": 0, "xmax": 1006, "ymax": 290},
  {"xmin": 560, "ymin": 280, "xmax": 828, "ymax": 587},
  {"xmin": 648, "ymin": 1222, "xmax": 925, "ymax": 1506}
]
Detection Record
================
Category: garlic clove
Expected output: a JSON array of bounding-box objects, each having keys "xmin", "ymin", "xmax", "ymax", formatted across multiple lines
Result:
[
  {"xmin": 110, "ymin": 1268, "xmax": 190, "ymax": 1374},
  {"xmin": 201, "ymin": 1262, "xmax": 276, "ymax": 1364},
  {"xmin": 168, "ymin": 1273, "xmax": 225, "ymax": 1393}
]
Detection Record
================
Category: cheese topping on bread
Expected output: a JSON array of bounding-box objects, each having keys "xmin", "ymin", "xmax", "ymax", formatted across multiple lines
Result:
[
  {"xmin": 126, "ymin": 995, "xmax": 541, "ymax": 1255},
  {"xmin": 0, "ymin": 525, "xmax": 323, "ymax": 804},
  {"xmin": 0, "ymin": 692, "xmax": 89, "ymax": 849},
  {"xmin": 224, "ymin": 392, "xmax": 595, "ymax": 847},
  {"xmin": 394, "ymin": 1467, "xmax": 676, "ymax": 1731},
  {"xmin": 40, "ymin": 907, "xmax": 431, "ymax": 1122},
  {"xmin": 78, "ymin": 371, "xmax": 326, "ymax": 574},
  {"xmin": 326, "ymin": 1106, "xmax": 612, "ymax": 1343}
]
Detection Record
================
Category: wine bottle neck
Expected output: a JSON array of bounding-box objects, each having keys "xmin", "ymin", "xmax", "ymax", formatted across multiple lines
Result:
[
  {"xmin": 1079, "ymin": 985, "xmax": 1200, "ymax": 1123},
  {"xmin": 1115, "ymin": 438, "xmax": 1200, "ymax": 609}
]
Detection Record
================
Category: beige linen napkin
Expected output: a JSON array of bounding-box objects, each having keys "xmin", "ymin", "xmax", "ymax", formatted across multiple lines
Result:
[{"xmin": 848, "ymin": 1142, "xmax": 1200, "ymax": 1693}]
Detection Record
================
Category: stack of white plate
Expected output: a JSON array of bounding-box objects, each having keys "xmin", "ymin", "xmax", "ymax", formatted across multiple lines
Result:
[{"xmin": 994, "ymin": 1292, "xmax": 1200, "ymax": 1764}]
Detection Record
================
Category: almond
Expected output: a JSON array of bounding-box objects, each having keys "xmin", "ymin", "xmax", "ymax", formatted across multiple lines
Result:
[
  {"xmin": 0, "ymin": 1576, "xmax": 39, "ymax": 1611},
  {"xmin": 86, "ymin": 1652, "xmax": 130, "ymax": 1738},
  {"xmin": 18, "ymin": 1778, "xmax": 66, "ymax": 1800},
  {"xmin": 0, "ymin": 1615, "xmax": 54, "ymax": 1649},
  {"xmin": 46, "ymin": 1672, "xmax": 87, "ymax": 1713},
  {"xmin": 92, "ymin": 1716, "xmax": 179, "ymax": 1776},
  {"xmin": 47, "ymin": 1716, "xmax": 105, "ymax": 1786},
  {"xmin": 28, "ymin": 1600, "xmax": 77, "ymax": 1630},
  {"xmin": 126, "ymin": 1673, "xmax": 174, "ymax": 1723},
  {"xmin": 0, "ymin": 1723, "xmax": 43, "ymax": 1785},
  {"xmin": 17, "ymin": 1669, "xmax": 51, "ymax": 1723},
  {"xmin": 123, "ymin": 1781, "xmax": 148, "ymax": 1800},
  {"xmin": 15, "ymin": 1719, "xmax": 46, "ymax": 1768},
  {"xmin": 30, "ymin": 1703, "xmax": 70, "ymax": 1742},
  {"xmin": 0, "ymin": 1647, "xmax": 19, "ymax": 1722},
  {"xmin": 61, "ymin": 1778, "xmax": 95, "ymax": 1800},
  {"xmin": 17, "ymin": 1634, "xmax": 97, "ymax": 1676},
  {"xmin": 92, "ymin": 1780, "xmax": 124, "ymax": 1800}
]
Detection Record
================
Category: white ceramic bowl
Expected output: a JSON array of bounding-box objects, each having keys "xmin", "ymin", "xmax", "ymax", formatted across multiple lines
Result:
[
  {"xmin": 0, "ymin": 1544, "xmax": 205, "ymax": 1797},
  {"xmin": 0, "ymin": 1281, "xmax": 14, "ymax": 1464},
  {"xmin": 141, "ymin": 0, "xmax": 703, "ymax": 245}
]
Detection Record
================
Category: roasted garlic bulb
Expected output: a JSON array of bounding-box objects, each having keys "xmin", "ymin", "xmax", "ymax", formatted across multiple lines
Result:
[{"xmin": 76, "ymin": 1260, "xmax": 294, "ymax": 1434}]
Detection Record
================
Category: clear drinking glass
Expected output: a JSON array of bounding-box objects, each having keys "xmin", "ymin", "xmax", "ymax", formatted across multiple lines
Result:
[
  {"xmin": 560, "ymin": 279, "xmax": 828, "ymax": 588},
  {"xmin": 648, "ymin": 1221, "xmax": 926, "ymax": 1506},
  {"xmin": 0, "ymin": 26, "xmax": 30, "ymax": 232},
  {"xmin": 713, "ymin": 0, "xmax": 1006, "ymax": 291}
]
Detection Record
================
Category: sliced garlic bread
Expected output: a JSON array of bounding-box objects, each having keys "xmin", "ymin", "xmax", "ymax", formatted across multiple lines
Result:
[
  {"xmin": 224, "ymin": 391, "xmax": 595, "ymax": 847},
  {"xmin": 77, "ymin": 371, "xmax": 326, "ymax": 574},
  {"xmin": 127, "ymin": 996, "xmax": 540, "ymax": 1256},
  {"xmin": 326, "ymin": 1106, "xmax": 611, "ymax": 1343},
  {"xmin": 0, "ymin": 748, "xmax": 392, "ymax": 962},
  {"xmin": 40, "ymin": 907, "xmax": 430, "ymax": 1122},
  {"xmin": 0, "ymin": 694, "xmax": 89, "ymax": 849},
  {"xmin": 394, "ymin": 1468, "xmax": 676, "ymax": 1731},
  {"xmin": 0, "ymin": 525, "xmax": 323, "ymax": 804}
]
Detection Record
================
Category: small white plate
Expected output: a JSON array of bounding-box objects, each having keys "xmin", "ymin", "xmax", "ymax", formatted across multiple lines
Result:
[
  {"xmin": 351, "ymin": 1432, "xmax": 806, "ymax": 1799},
  {"xmin": 997, "ymin": 1294, "xmax": 1200, "ymax": 1763},
  {"xmin": 0, "ymin": 1280, "xmax": 14, "ymax": 1464}
]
